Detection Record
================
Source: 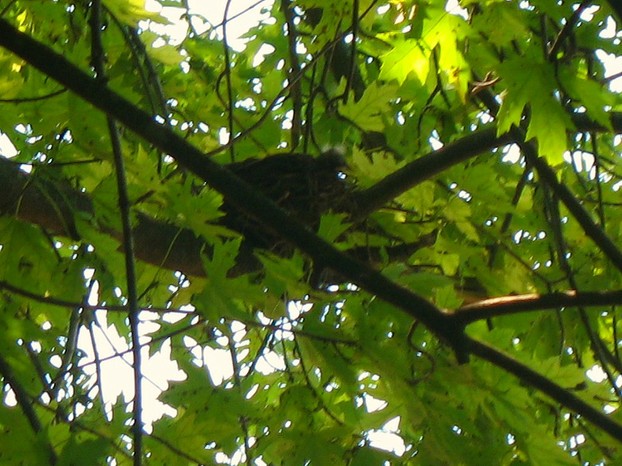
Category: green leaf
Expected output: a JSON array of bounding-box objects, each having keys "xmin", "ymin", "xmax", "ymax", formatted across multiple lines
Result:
[
  {"xmin": 560, "ymin": 71, "xmax": 614, "ymax": 130},
  {"xmin": 57, "ymin": 433, "xmax": 110, "ymax": 466},
  {"xmin": 338, "ymin": 82, "xmax": 397, "ymax": 131},
  {"xmin": 102, "ymin": 0, "xmax": 170, "ymax": 26},
  {"xmin": 317, "ymin": 213, "xmax": 351, "ymax": 243},
  {"xmin": 148, "ymin": 44, "xmax": 184, "ymax": 66},
  {"xmin": 379, "ymin": 39, "xmax": 430, "ymax": 85},
  {"xmin": 350, "ymin": 147, "xmax": 401, "ymax": 187},
  {"xmin": 497, "ymin": 57, "xmax": 571, "ymax": 164}
]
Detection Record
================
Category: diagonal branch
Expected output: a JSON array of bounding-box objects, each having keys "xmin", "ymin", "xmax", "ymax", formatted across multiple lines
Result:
[
  {"xmin": 351, "ymin": 128, "xmax": 512, "ymax": 217},
  {"xmin": 352, "ymin": 112, "xmax": 622, "ymax": 219},
  {"xmin": 0, "ymin": 18, "xmax": 465, "ymax": 358},
  {"xmin": 5, "ymin": 18, "xmax": 622, "ymax": 442},
  {"xmin": 514, "ymin": 127, "xmax": 622, "ymax": 273},
  {"xmin": 468, "ymin": 337, "xmax": 622, "ymax": 441},
  {"xmin": 0, "ymin": 353, "xmax": 57, "ymax": 463}
]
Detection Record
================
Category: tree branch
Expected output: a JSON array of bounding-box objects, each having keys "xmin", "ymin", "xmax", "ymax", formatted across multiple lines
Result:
[
  {"xmin": 0, "ymin": 18, "xmax": 466, "ymax": 359},
  {"xmin": 457, "ymin": 290, "xmax": 622, "ymax": 323},
  {"xmin": 516, "ymin": 127, "xmax": 622, "ymax": 274},
  {"xmin": 602, "ymin": 0, "xmax": 622, "ymax": 24},
  {"xmin": 351, "ymin": 128, "xmax": 512, "ymax": 217},
  {"xmin": 352, "ymin": 112, "xmax": 622, "ymax": 219},
  {"xmin": 89, "ymin": 2, "xmax": 143, "ymax": 462},
  {"xmin": 468, "ymin": 337, "xmax": 622, "ymax": 441},
  {"xmin": 0, "ymin": 353, "xmax": 57, "ymax": 463}
]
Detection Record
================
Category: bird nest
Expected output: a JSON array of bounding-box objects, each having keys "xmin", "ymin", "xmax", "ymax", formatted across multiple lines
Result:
[{"xmin": 223, "ymin": 150, "xmax": 353, "ymax": 254}]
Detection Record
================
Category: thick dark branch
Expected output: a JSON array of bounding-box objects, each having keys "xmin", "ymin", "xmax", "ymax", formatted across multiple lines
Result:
[
  {"xmin": 352, "ymin": 128, "xmax": 513, "ymax": 217},
  {"xmin": 353, "ymin": 112, "xmax": 622, "ymax": 218},
  {"xmin": 0, "ymin": 19, "xmax": 465, "ymax": 357},
  {"xmin": 602, "ymin": 0, "xmax": 622, "ymax": 23},
  {"xmin": 469, "ymin": 337, "xmax": 622, "ymax": 441},
  {"xmin": 457, "ymin": 290, "xmax": 622, "ymax": 323},
  {"xmin": 0, "ymin": 156, "xmax": 434, "ymax": 277},
  {"xmin": 0, "ymin": 156, "xmax": 209, "ymax": 275},
  {"xmin": 572, "ymin": 112, "xmax": 622, "ymax": 133}
]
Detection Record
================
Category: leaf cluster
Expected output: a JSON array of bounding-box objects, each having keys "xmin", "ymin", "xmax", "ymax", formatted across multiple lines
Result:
[{"xmin": 1, "ymin": 0, "xmax": 622, "ymax": 464}]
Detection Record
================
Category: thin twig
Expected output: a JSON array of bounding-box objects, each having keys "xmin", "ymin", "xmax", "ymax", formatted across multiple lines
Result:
[
  {"xmin": 225, "ymin": 326, "xmax": 253, "ymax": 465},
  {"xmin": 89, "ymin": 2, "xmax": 143, "ymax": 463},
  {"xmin": 281, "ymin": 0, "xmax": 303, "ymax": 148},
  {"xmin": 0, "ymin": 353, "xmax": 57, "ymax": 463},
  {"xmin": 222, "ymin": 0, "xmax": 236, "ymax": 163},
  {"xmin": 0, "ymin": 87, "xmax": 66, "ymax": 102},
  {"xmin": 543, "ymin": 180, "xmax": 622, "ymax": 397}
]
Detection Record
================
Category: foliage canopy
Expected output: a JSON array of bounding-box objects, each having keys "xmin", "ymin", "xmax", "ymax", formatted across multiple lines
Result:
[{"xmin": 1, "ymin": 0, "xmax": 622, "ymax": 464}]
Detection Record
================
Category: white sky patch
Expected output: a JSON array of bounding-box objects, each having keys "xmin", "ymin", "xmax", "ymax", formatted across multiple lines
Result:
[
  {"xmin": 364, "ymin": 392, "xmax": 388, "ymax": 412},
  {"xmin": 252, "ymin": 43, "xmax": 276, "ymax": 67},
  {"xmin": 579, "ymin": 5, "xmax": 601, "ymax": 23},
  {"xmin": 445, "ymin": 0, "xmax": 469, "ymax": 19},
  {"xmin": 255, "ymin": 350, "xmax": 287, "ymax": 374},
  {"xmin": 429, "ymin": 133, "xmax": 444, "ymax": 150},
  {"xmin": 596, "ymin": 49, "xmax": 622, "ymax": 92},
  {"xmin": 366, "ymin": 416, "xmax": 406, "ymax": 456},
  {"xmin": 77, "ymin": 310, "xmax": 185, "ymax": 426},
  {"xmin": 0, "ymin": 133, "xmax": 17, "ymax": 158},
  {"xmin": 203, "ymin": 346, "xmax": 235, "ymax": 385},
  {"xmin": 586, "ymin": 365, "xmax": 608, "ymax": 383},
  {"xmin": 502, "ymin": 143, "xmax": 521, "ymax": 163},
  {"xmin": 146, "ymin": 0, "xmax": 274, "ymax": 50}
]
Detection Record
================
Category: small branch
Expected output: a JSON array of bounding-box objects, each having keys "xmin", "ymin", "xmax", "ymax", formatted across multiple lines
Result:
[
  {"xmin": 292, "ymin": 335, "xmax": 345, "ymax": 425},
  {"xmin": 34, "ymin": 398, "xmax": 133, "ymax": 460},
  {"xmin": 48, "ymin": 306, "xmax": 81, "ymax": 398},
  {"xmin": 456, "ymin": 290, "xmax": 622, "ymax": 323},
  {"xmin": 0, "ymin": 353, "xmax": 57, "ymax": 463},
  {"xmin": 547, "ymin": 0, "xmax": 591, "ymax": 60},
  {"xmin": 0, "ymin": 87, "xmax": 66, "ymax": 102},
  {"xmin": 225, "ymin": 326, "xmax": 253, "ymax": 465},
  {"xmin": 210, "ymin": 0, "xmax": 267, "ymax": 30},
  {"xmin": 468, "ymin": 337, "xmax": 622, "ymax": 441},
  {"xmin": 344, "ymin": 0, "xmax": 359, "ymax": 100},
  {"xmin": 24, "ymin": 342, "xmax": 54, "ymax": 399},
  {"xmin": 281, "ymin": 0, "xmax": 303, "ymax": 148},
  {"xmin": 516, "ymin": 127, "xmax": 622, "ymax": 273},
  {"xmin": 352, "ymin": 128, "xmax": 513, "ymax": 218},
  {"xmin": 147, "ymin": 432, "xmax": 209, "ymax": 464},
  {"xmin": 87, "ymin": 318, "xmax": 108, "ymax": 418},
  {"xmin": 487, "ymin": 165, "xmax": 531, "ymax": 267},
  {"xmin": 89, "ymin": 3, "xmax": 143, "ymax": 463},
  {"xmin": 544, "ymin": 177, "xmax": 622, "ymax": 397},
  {"xmin": 221, "ymin": 0, "xmax": 236, "ymax": 163}
]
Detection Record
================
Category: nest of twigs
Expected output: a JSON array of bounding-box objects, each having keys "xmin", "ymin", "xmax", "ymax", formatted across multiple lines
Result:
[{"xmin": 223, "ymin": 150, "xmax": 352, "ymax": 255}]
